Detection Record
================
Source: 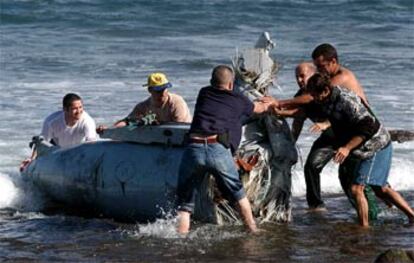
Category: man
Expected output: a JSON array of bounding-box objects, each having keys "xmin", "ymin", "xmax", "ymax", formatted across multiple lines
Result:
[
  {"xmin": 175, "ymin": 65, "xmax": 272, "ymax": 234},
  {"xmin": 113, "ymin": 72, "xmax": 191, "ymax": 127},
  {"xmin": 20, "ymin": 93, "xmax": 98, "ymax": 170},
  {"xmin": 274, "ymin": 62, "xmax": 336, "ymax": 210},
  {"xmin": 306, "ymin": 73, "xmax": 414, "ymax": 227},
  {"xmin": 41, "ymin": 93, "xmax": 98, "ymax": 147},
  {"xmin": 312, "ymin": 43, "xmax": 368, "ymax": 106}
]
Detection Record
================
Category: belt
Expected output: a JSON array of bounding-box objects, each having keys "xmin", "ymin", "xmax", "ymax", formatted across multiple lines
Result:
[{"xmin": 190, "ymin": 135, "xmax": 218, "ymax": 144}]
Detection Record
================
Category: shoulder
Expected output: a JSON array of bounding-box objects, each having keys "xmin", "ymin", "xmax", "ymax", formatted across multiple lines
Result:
[
  {"xmin": 134, "ymin": 97, "xmax": 151, "ymax": 109},
  {"xmin": 331, "ymin": 67, "xmax": 355, "ymax": 85},
  {"xmin": 294, "ymin": 89, "xmax": 305, "ymax": 97},
  {"xmin": 79, "ymin": 111, "xmax": 96, "ymax": 126},
  {"xmin": 334, "ymin": 87, "xmax": 364, "ymax": 114},
  {"xmin": 168, "ymin": 93, "xmax": 190, "ymax": 111},
  {"xmin": 44, "ymin": 111, "xmax": 63, "ymax": 124},
  {"xmin": 81, "ymin": 111, "xmax": 95, "ymax": 121},
  {"xmin": 337, "ymin": 86, "xmax": 359, "ymax": 100},
  {"xmin": 169, "ymin": 93, "xmax": 187, "ymax": 103},
  {"xmin": 197, "ymin": 86, "xmax": 212, "ymax": 95}
]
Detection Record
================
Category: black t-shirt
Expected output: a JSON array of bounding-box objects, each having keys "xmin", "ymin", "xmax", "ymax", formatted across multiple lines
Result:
[
  {"xmin": 294, "ymin": 89, "xmax": 327, "ymax": 122},
  {"xmin": 190, "ymin": 86, "xmax": 254, "ymax": 153}
]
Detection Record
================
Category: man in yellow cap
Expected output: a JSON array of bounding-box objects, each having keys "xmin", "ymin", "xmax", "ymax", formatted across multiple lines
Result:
[{"xmin": 113, "ymin": 72, "xmax": 192, "ymax": 127}]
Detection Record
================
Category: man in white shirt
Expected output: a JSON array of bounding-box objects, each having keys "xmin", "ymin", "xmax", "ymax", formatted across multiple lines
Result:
[
  {"xmin": 41, "ymin": 93, "xmax": 98, "ymax": 147},
  {"xmin": 20, "ymin": 93, "xmax": 98, "ymax": 171}
]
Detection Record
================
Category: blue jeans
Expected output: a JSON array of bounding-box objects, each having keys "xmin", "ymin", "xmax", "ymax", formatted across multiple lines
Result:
[
  {"xmin": 353, "ymin": 143, "xmax": 393, "ymax": 187},
  {"xmin": 176, "ymin": 142, "xmax": 246, "ymax": 213}
]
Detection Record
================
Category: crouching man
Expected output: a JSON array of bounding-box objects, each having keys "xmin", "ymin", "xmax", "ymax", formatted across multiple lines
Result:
[
  {"xmin": 175, "ymin": 65, "xmax": 273, "ymax": 234},
  {"xmin": 306, "ymin": 73, "xmax": 414, "ymax": 227}
]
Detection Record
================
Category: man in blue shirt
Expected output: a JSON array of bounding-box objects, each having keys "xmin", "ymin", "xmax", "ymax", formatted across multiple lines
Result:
[{"xmin": 176, "ymin": 65, "xmax": 272, "ymax": 234}]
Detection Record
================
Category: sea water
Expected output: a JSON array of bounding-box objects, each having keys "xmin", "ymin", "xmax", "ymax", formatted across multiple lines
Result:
[{"xmin": 0, "ymin": 0, "xmax": 413, "ymax": 261}]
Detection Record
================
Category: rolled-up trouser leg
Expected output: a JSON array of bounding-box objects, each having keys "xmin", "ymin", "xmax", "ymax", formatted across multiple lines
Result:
[{"xmin": 304, "ymin": 135, "xmax": 336, "ymax": 208}]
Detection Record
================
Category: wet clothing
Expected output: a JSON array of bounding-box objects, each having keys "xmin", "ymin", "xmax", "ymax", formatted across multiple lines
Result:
[
  {"xmin": 304, "ymin": 128, "xmax": 339, "ymax": 208},
  {"xmin": 176, "ymin": 86, "xmax": 254, "ymax": 213},
  {"xmin": 353, "ymin": 143, "xmax": 392, "ymax": 186},
  {"xmin": 318, "ymin": 87, "xmax": 390, "ymax": 159},
  {"xmin": 189, "ymin": 86, "xmax": 254, "ymax": 154},
  {"xmin": 127, "ymin": 92, "xmax": 192, "ymax": 123},
  {"xmin": 292, "ymin": 90, "xmax": 335, "ymax": 208},
  {"xmin": 294, "ymin": 89, "xmax": 327, "ymax": 123},
  {"xmin": 41, "ymin": 111, "xmax": 98, "ymax": 147}
]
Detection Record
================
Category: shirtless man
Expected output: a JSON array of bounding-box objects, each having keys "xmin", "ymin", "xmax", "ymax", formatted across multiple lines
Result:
[
  {"xmin": 277, "ymin": 43, "xmax": 369, "ymax": 109},
  {"xmin": 312, "ymin": 43, "xmax": 368, "ymax": 106}
]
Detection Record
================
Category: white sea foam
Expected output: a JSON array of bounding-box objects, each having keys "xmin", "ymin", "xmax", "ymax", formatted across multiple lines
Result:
[
  {"xmin": 291, "ymin": 150, "xmax": 414, "ymax": 197},
  {"xmin": 0, "ymin": 173, "xmax": 19, "ymax": 208},
  {"xmin": 0, "ymin": 171, "xmax": 46, "ymax": 211},
  {"xmin": 127, "ymin": 210, "xmax": 244, "ymax": 241}
]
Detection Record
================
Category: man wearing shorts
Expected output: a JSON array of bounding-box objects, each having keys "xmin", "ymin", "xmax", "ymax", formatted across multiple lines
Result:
[{"xmin": 306, "ymin": 73, "xmax": 414, "ymax": 227}]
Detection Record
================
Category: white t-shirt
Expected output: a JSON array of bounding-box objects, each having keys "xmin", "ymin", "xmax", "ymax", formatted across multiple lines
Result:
[{"xmin": 41, "ymin": 110, "xmax": 98, "ymax": 147}]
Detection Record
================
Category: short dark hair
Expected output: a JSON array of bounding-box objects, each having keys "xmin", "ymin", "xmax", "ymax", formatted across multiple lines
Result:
[
  {"xmin": 210, "ymin": 65, "xmax": 234, "ymax": 87},
  {"xmin": 306, "ymin": 73, "xmax": 332, "ymax": 94},
  {"xmin": 62, "ymin": 93, "xmax": 82, "ymax": 109},
  {"xmin": 312, "ymin": 43, "xmax": 338, "ymax": 62}
]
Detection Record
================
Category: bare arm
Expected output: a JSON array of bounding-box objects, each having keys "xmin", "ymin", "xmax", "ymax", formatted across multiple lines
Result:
[
  {"xmin": 253, "ymin": 101, "xmax": 270, "ymax": 114},
  {"xmin": 334, "ymin": 135, "xmax": 364, "ymax": 164},
  {"xmin": 278, "ymin": 94, "xmax": 314, "ymax": 109}
]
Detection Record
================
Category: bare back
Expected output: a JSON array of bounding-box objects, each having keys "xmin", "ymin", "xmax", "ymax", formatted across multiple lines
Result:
[{"xmin": 331, "ymin": 66, "xmax": 369, "ymax": 106}]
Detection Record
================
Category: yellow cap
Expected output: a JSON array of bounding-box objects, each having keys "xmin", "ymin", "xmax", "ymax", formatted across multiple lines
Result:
[{"xmin": 144, "ymin": 72, "xmax": 172, "ymax": 91}]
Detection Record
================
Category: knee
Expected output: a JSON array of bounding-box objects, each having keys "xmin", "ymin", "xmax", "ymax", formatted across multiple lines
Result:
[
  {"xmin": 304, "ymin": 158, "xmax": 319, "ymax": 172},
  {"xmin": 351, "ymin": 184, "xmax": 365, "ymax": 196},
  {"xmin": 372, "ymin": 185, "xmax": 389, "ymax": 196}
]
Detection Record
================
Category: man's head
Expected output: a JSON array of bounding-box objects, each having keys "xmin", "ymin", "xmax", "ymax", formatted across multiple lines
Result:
[
  {"xmin": 306, "ymin": 73, "xmax": 332, "ymax": 103},
  {"xmin": 145, "ymin": 72, "xmax": 171, "ymax": 107},
  {"xmin": 295, "ymin": 62, "xmax": 316, "ymax": 89},
  {"xmin": 312, "ymin": 43, "xmax": 339, "ymax": 76},
  {"xmin": 210, "ymin": 65, "xmax": 234, "ymax": 91},
  {"xmin": 62, "ymin": 93, "xmax": 83, "ymax": 122}
]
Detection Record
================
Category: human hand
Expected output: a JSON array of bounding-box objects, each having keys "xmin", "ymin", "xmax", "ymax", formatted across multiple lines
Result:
[
  {"xmin": 271, "ymin": 105, "xmax": 284, "ymax": 116},
  {"xmin": 258, "ymin": 96, "xmax": 279, "ymax": 108},
  {"xmin": 96, "ymin": 125, "xmax": 108, "ymax": 134},
  {"xmin": 334, "ymin": 146, "xmax": 350, "ymax": 164},
  {"xmin": 19, "ymin": 158, "xmax": 32, "ymax": 172},
  {"xmin": 309, "ymin": 120, "xmax": 331, "ymax": 133}
]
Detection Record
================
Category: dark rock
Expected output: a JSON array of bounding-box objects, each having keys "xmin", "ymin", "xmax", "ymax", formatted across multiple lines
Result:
[{"xmin": 374, "ymin": 249, "xmax": 414, "ymax": 263}]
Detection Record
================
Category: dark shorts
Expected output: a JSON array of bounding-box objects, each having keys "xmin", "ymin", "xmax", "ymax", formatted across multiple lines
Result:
[{"xmin": 353, "ymin": 143, "xmax": 392, "ymax": 187}]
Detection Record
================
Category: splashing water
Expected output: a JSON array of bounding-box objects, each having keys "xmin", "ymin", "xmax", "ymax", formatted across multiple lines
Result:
[
  {"xmin": 0, "ymin": 173, "xmax": 19, "ymax": 209},
  {"xmin": 0, "ymin": 171, "xmax": 46, "ymax": 212}
]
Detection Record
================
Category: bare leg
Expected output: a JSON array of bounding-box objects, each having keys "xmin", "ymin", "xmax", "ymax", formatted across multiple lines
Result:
[
  {"xmin": 351, "ymin": 184, "xmax": 369, "ymax": 227},
  {"xmin": 373, "ymin": 186, "xmax": 414, "ymax": 223},
  {"xmin": 177, "ymin": 211, "xmax": 191, "ymax": 234},
  {"xmin": 237, "ymin": 197, "xmax": 258, "ymax": 233}
]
